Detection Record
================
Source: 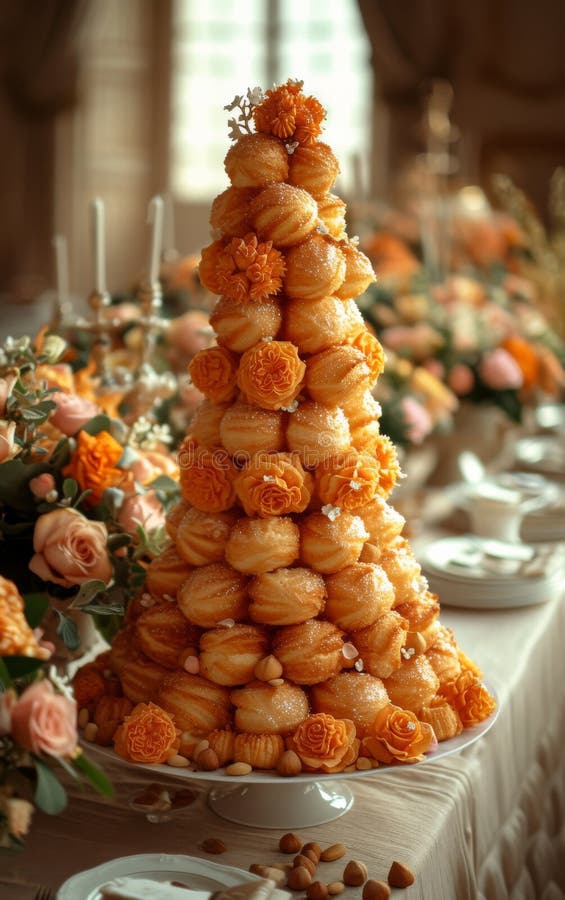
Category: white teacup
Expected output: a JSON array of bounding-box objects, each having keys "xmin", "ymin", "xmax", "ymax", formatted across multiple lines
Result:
[{"xmin": 467, "ymin": 484, "xmax": 525, "ymax": 543}]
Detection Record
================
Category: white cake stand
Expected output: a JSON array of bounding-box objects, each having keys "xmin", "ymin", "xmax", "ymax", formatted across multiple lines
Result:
[{"xmin": 90, "ymin": 693, "xmax": 498, "ymax": 829}]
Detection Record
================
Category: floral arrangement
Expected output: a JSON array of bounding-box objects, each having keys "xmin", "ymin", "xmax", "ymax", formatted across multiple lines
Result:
[{"xmin": 0, "ymin": 575, "xmax": 112, "ymax": 847}]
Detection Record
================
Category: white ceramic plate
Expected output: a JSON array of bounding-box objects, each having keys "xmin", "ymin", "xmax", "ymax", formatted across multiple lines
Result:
[{"xmin": 57, "ymin": 853, "xmax": 262, "ymax": 900}]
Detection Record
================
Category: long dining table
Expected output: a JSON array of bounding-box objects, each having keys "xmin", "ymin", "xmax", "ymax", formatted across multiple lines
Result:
[{"xmin": 2, "ymin": 501, "xmax": 565, "ymax": 900}]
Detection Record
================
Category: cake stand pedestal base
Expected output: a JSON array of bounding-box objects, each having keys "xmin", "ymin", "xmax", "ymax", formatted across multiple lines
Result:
[{"xmin": 207, "ymin": 779, "xmax": 355, "ymax": 829}]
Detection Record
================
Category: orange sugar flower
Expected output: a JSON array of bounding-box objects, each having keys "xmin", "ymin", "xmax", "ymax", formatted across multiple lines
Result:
[
  {"xmin": 234, "ymin": 451, "xmax": 313, "ymax": 517},
  {"xmin": 288, "ymin": 713, "xmax": 359, "ymax": 774},
  {"xmin": 0, "ymin": 576, "xmax": 50, "ymax": 659},
  {"xmin": 439, "ymin": 671, "xmax": 497, "ymax": 727},
  {"xmin": 253, "ymin": 79, "xmax": 326, "ymax": 146},
  {"xmin": 347, "ymin": 329, "xmax": 385, "ymax": 382},
  {"xmin": 501, "ymin": 336, "xmax": 540, "ymax": 390},
  {"xmin": 114, "ymin": 701, "xmax": 180, "ymax": 764},
  {"xmin": 237, "ymin": 340, "xmax": 305, "ymax": 411},
  {"xmin": 361, "ymin": 703, "xmax": 436, "ymax": 765},
  {"xmin": 199, "ymin": 233, "xmax": 285, "ymax": 303},
  {"xmin": 179, "ymin": 442, "xmax": 237, "ymax": 513},
  {"xmin": 373, "ymin": 434, "xmax": 402, "ymax": 497},
  {"xmin": 63, "ymin": 429, "xmax": 123, "ymax": 506},
  {"xmin": 316, "ymin": 449, "xmax": 381, "ymax": 511},
  {"xmin": 189, "ymin": 346, "xmax": 238, "ymax": 404}
]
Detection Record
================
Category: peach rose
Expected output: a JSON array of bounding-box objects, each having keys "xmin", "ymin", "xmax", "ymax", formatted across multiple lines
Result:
[
  {"xmin": 347, "ymin": 329, "xmax": 385, "ymax": 382},
  {"xmin": 237, "ymin": 340, "xmax": 305, "ymax": 411},
  {"xmin": 478, "ymin": 348, "xmax": 523, "ymax": 391},
  {"xmin": 10, "ymin": 680, "xmax": 78, "ymax": 758},
  {"xmin": 29, "ymin": 472, "xmax": 56, "ymax": 499},
  {"xmin": 29, "ymin": 507, "xmax": 112, "ymax": 587},
  {"xmin": 288, "ymin": 713, "xmax": 359, "ymax": 774},
  {"xmin": 361, "ymin": 704, "xmax": 435, "ymax": 764},
  {"xmin": 49, "ymin": 392, "xmax": 100, "ymax": 436},
  {"xmin": 114, "ymin": 701, "xmax": 180, "ymax": 764},
  {"xmin": 189, "ymin": 346, "xmax": 238, "ymax": 404},
  {"xmin": 316, "ymin": 449, "xmax": 381, "ymax": 510},
  {"xmin": 63, "ymin": 429, "xmax": 123, "ymax": 506},
  {"xmin": 439, "ymin": 671, "xmax": 496, "ymax": 727},
  {"xmin": 178, "ymin": 441, "xmax": 236, "ymax": 512},
  {"xmin": 0, "ymin": 420, "xmax": 19, "ymax": 463},
  {"xmin": 234, "ymin": 451, "xmax": 313, "ymax": 517},
  {"xmin": 118, "ymin": 490, "xmax": 165, "ymax": 535},
  {"xmin": 0, "ymin": 370, "xmax": 17, "ymax": 415},
  {"xmin": 130, "ymin": 450, "xmax": 179, "ymax": 486}
]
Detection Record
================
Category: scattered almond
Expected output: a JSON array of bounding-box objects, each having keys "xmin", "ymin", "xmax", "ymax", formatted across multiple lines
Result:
[
  {"xmin": 225, "ymin": 762, "xmax": 252, "ymax": 776},
  {"xmin": 193, "ymin": 738, "xmax": 210, "ymax": 759},
  {"xmin": 362, "ymin": 880, "xmax": 391, "ymax": 900},
  {"xmin": 306, "ymin": 881, "xmax": 328, "ymax": 900},
  {"xmin": 277, "ymin": 750, "xmax": 302, "ymax": 777},
  {"xmin": 387, "ymin": 861, "xmax": 414, "ymax": 889},
  {"xmin": 83, "ymin": 722, "xmax": 98, "ymax": 742},
  {"xmin": 355, "ymin": 756, "xmax": 372, "ymax": 770},
  {"xmin": 302, "ymin": 842, "xmax": 322, "ymax": 862},
  {"xmin": 249, "ymin": 865, "xmax": 286, "ymax": 886},
  {"xmin": 167, "ymin": 753, "xmax": 191, "ymax": 768},
  {"xmin": 78, "ymin": 707, "xmax": 89, "ymax": 729},
  {"xmin": 294, "ymin": 854, "xmax": 316, "ymax": 876},
  {"xmin": 201, "ymin": 838, "xmax": 226, "ymax": 854},
  {"xmin": 287, "ymin": 867, "xmax": 312, "ymax": 891},
  {"xmin": 254, "ymin": 654, "xmax": 283, "ymax": 681},
  {"xmin": 197, "ymin": 748, "xmax": 220, "ymax": 771},
  {"xmin": 279, "ymin": 833, "xmax": 303, "ymax": 854},
  {"xmin": 343, "ymin": 860, "xmax": 368, "ymax": 886},
  {"xmin": 320, "ymin": 844, "xmax": 346, "ymax": 862},
  {"xmin": 327, "ymin": 883, "xmax": 345, "ymax": 896},
  {"xmin": 405, "ymin": 631, "xmax": 426, "ymax": 655}
]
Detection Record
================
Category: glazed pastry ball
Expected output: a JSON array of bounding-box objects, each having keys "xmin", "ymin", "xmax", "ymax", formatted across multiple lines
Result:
[
  {"xmin": 424, "ymin": 625, "xmax": 461, "ymax": 685},
  {"xmin": 317, "ymin": 193, "xmax": 347, "ymax": 238},
  {"xmin": 284, "ymin": 234, "xmax": 346, "ymax": 301},
  {"xmin": 108, "ymin": 626, "xmax": 137, "ymax": 675},
  {"xmin": 342, "ymin": 390, "xmax": 382, "ymax": 453},
  {"xmin": 177, "ymin": 562, "xmax": 248, "ymax": 628},
  {"xmin": 272, "ymin": 619, "xmax": 344, "ymax": 685},
  {"xmin": 165, "ymin": 499, "xmax": 191, "ymax": 542},
  {"xmin": 209, "ymin": 185, "xmax": 258, "ymax": 237},
  {"xmin": 120, "ymin": 656, "xmax": 169, "ymax": 705},
  {"xmin": 248, "ymin": 567, "xmax": 326, "ymax": 625},
  {"xmin": 250, "ymin": 183, "xmax": 318, "ymax": 247},
  {"xmin": 286, "ymin": 401, "xmax": 351, "ymax": 467},
  {"xmin": 334, "ymin": 242, "xmax": 376, "ymax": 300},
  {"xmin": 287, "ymin": 141, "xmax": 340, "ymax": 199},
  {"xmin": 311, "ymin": 672, "xmax": 390, "ymax": 737},
  {"xmin": 175, "ymin": 506, "xmax": 237, "ymax": 567},
  {"xmin": 306, "ymin": 345, "xmax": 372, "ymax": 407},
  {"xmin": 230, "ymin": 679, "xmax": 310, "ymax": 734},
  {"xmin": 199, "ymin": 623, "xmax": 270, "ymax": 686},
  {"xmin": 379, "ymin": 538, "xmax": 426, "ymax": 605},
  {"xmin": 325, "ymin": 562, "xmax": 395, "ymax": 631},
  {"xmin": 145, "ymin": 544, "xmax": 192, "ymax": 601},
  {"xmin": 283, "ymin": 295, "xmax": 363, "ymax": 355},
  {"xmin": 233, "ymin": 732, "xmax": 285, "ymax": 769},
  {"xmin": 300, "ymin": 511, "xmax": 369, "ymax": 574},
  {"xmin": 350, "ymin": 610, "xmax": 409, "ymax": 680},
  {"xmin": 382, "ymin": 655, "xmax": 440, "ymax": 714},
  {"xmin": 224, "ymin": 132, "xmax": 289, "ymax": 187},
  {"xmin": 190, "ymin": 400, "xmax": 230, "ymax": 447},
  {"xmin": 135, "ymin": 603, "xmax": 200, "ymax": 670},
  {"xmin": 394, "ymin": 591, "xmax": 440, "ymax": 634},
  {"xmin": 210, "ymin": 295, "xmax": 282, "ymax": 353},
  {"xmin": 352, "ymin": 495, "xmax": 405, "ymax": 548},
  {"xmin": 220, "ymin": 401, "xmax": 286, "ymax": 457},
  {"xmin": 157, "ymin": 670, "xmax": 232, "ymax": 735},
  {"xmin": 225, "ymin": 516, "xmax": 300, "ymax": 575}
]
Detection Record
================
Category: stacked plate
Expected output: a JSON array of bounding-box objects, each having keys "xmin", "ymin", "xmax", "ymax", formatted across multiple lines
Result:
[
  {"xmin": 419, "ymin": 534, "xmax": 565, "ymax": 610},
  {"xmin": 513, "ymin": 436, "xmax": 565, "ymax": 481}
]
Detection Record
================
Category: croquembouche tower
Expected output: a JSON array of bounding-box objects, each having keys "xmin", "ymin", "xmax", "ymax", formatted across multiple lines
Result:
[{"xmin": 80, "ymin": 82, "xmax": 495, "ymax": 781}]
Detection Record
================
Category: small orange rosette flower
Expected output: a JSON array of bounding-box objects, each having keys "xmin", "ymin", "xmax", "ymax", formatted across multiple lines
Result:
[
  {"xmin": 316, "ymin": 449, "xmax": 381, "ymax": 510},
  {"xmin": 189, "ymin": 346, "xmax": 238, "ymax": 404},
  {"xmin": 63, "ymin": 429, "xmax": 123, "ymax": 506},
  {"xmin": 361, "ymin": 704, "xmax": 436, "ymax": 765},
  {"xmin": 178, "ymin": 439, "xmax": 237, "ymax": 513},
  {"xmin": 287, "ymin": 712, "xmax": 359, "ymax": 774},
  {"xmin": 253, "ymin": 79, "xmax": 326, "ymax": 146},
  {"xmin": 373, "ymin": 434, "xmax": 402, "ymax": 497},
  {"xmin": 199, "ymin": 233, "xmax": 285, "ymax": 303},
  {"xmin": 114, "ymin": 702, "xmax": 180, "ymax": 764},
  {"xmin": 347, "ymin": 328, "xmax": 385, "ymax": 382},
  {"xmin": 234, "ymin": 451, "xmax": 313, "ymax": 517},
  {"xmin": 439, "ymin": 671, "xmax": 496, "ymax": 727},
  {"xmin": 237, "ymin": 340, "xmax": 305, "ymax": 411}
]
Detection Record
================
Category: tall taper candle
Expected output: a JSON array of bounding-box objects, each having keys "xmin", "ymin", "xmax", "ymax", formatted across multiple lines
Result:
[
  {"xmin": 90, "ymin": 197, "xmax": 107, "ymax": 295},
  {"xmin": 148, "ymin": 194, "xmax": 164, "ymax": 284}
]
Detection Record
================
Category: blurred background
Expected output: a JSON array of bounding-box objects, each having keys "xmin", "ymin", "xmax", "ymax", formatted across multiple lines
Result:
[{"xmin": 1, "ymin": 0, "xmax": 565, "ymax": 328}]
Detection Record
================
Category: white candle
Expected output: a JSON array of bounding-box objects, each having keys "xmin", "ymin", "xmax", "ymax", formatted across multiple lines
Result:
[
  {"xmin": 53, "ymin": 234, "xmax": 69, "ymax": 305},
  {"xmin": 90, "ymin": 197, "xmax": 106, "ymax": 294},
  {"xmin": 162, "ymin": 192, "xmax": 178, "ymax": 261},
  {"xmin": 147, "ymin": 194, "xmax": 164, "ymax": 284}
]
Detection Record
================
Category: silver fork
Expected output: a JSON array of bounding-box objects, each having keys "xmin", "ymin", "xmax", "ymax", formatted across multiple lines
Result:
[{"xmin": 33, "ymin": 888, "xmax": 54, "ymax": 900}]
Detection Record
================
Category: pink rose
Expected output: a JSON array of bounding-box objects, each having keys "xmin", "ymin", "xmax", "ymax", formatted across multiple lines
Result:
[
  {"xmin": 10, "ymin": 680, "xmax": 77, "ymax": 758},
  {"xmin": 168, "ymin": 310, "xmax": 212, "ymax": 356},
  {"xmin": 118, "ymin": 490, "xmax": 165, "ymax": 535},
  {"xmin": 401, "ymin": 396, "xmax": 433, "ymax": 444},
  {"xmin": 49, "ymin": 392, "xmax": 100, "ymax": 435},
  {"xmin": 29, "ymin": 472, "xmax": 56, "ymax": 499},
  {"xmin": 29, "ymin": 508, "xmax": 112, "ymax": 587},
  {"xmin": 448, "ymin": 363, "xmax": 475, "ymax": 396},
  {"xmin": 479, "ymin": 348, "xmax": 523, "ymax": 391},
  {"xmin": 0, "ymin": 420, "xmax": 19, "ymax": 463},
  {"xmin": 381, "ymin": 324, "xmax": 442, "ymax": 361}
]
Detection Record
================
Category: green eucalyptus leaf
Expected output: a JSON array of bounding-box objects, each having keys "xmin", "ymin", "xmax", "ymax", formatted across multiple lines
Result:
[
  {"xmin": 62, "ymin": 478, "xmax": 78, "ymax": 499},
  {"xmin": 107, "ymin": 532, "xmax": 132, "ymax": 551},
  {"xmin": 0, "ymin": 658, "xmax": 12, "ymax": 690},
  {"xmin": 34, "ymin": 759, "xmax": 68, "ymax": 814},
  {"xmin": 3, "ymin": 656, "xmax": 43, "ymax": 680},
  {"xmin": 81, "ymin": 414, "xmax": 112, "ymax": 436},
  {"xmin": 70, "ymin": 580, "xmax": 107, "ymax": 609},
  {"xmin": 54, "ymin": 610, "xmax": 80, "ymax": 651},
  {"xmin": 23, "ymin": 592, "xmax": 50, "ymax": 629},
  {"xmin": 73, "ymin": 752, "xmax": 114, "ymax": 797},
  {"xmin": 79, "ymin": 601, "xmax": 124, "ymax": 616}
]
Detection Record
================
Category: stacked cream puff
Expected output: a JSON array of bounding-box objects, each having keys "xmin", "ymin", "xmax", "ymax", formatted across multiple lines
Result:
[{"xmin": 86, "ymin": 82, "xmax": 495, "ymax": 773}]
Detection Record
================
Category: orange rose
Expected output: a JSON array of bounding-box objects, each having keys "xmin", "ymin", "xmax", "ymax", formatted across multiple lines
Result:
[
  {"xmin": 347, "ymin": 329, "xmax": 385, "ymax": 382},
  {"xmin": 179, "ymin": 441, "xmax": 236, "ymax": 512},
  {"xmin": 253, "ymin": 79, "xmax": 326, "ymax": 146},
  {"xmin": 114, "ymin": 702, "xmax": 180, "ymax": 764},
  {"xmin": 501, "ymin": 335, "xmax": 540, "ymax": 390},
  {"xmin": 316, "ymin": 449, "xmax": 381, "ymax": 510},
  {"xmin": 189, "ymin": 346, "xmax": 238, "ymax": 404},
  {"xmin": 361, "ymin": 704, "xmax": 436, "ymax": 764},
  {"xmin": 373, "ymin": 434, "xmax": 402, "ymax": 497},
  {"xmin": 199, "ymin": 233, "xmax": 285, "ymax": 303},
  {"xmin": 237, "ymin": 340, "xmax": 305, "ymax": 411},
  {"xmin": 234, "ymin": 452, "xmax": 312, "ymax": 517},
  {"xmin": 287, "ymin": 713, "xmax": 359, "ymax": 774},
  {"xmin": 63, "ymin": 429, "xmax": 123, "ymax": 506},
  {"xmin": 439, "ymin": 672, "xmax": 497, "ymax": 727}
]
